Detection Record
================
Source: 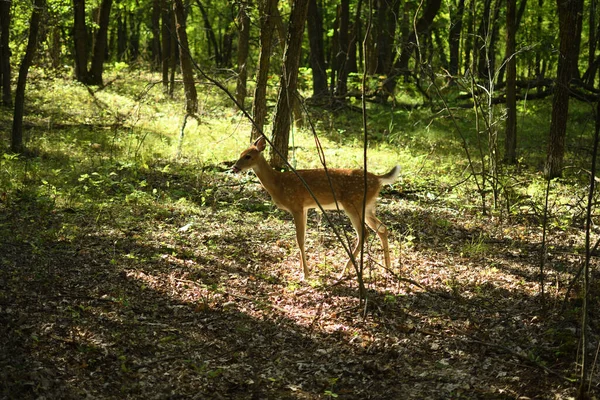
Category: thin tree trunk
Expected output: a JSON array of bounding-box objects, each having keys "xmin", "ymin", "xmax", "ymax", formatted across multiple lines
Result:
[
  {"xmin": 448, "ymin": 0, "xmax": 465, "ymax": 76},
  {"xmin": 0, "ymin": 0, "xmax": 11, "ymax": 106},
  {"xmin": 504, "ymin": 0, "xmax": 517, "ymax": 163},
  {"xmin": 375, "ymin": 0, "xmax": 398, "ymax": 75},
  {"xmin": 335, "ymin": 0, "xmax": 350, "ymax": 97},
  {"xmin": 251, "ymin": 0, "xmax": 278, "ymax": 140},
  {"xmin": 73, "ymin": 0, "xmax": 89, "ymax": 83},
  {"xmin": 161, "ymin": 0, "xmax": 171, "ymax": 92},
  {"xmin": 88, "ymin": 0, "xmax": 112, "ymax": 85},
  {"xmin": 49, "ymin": 24, "xmax": 61, "ymax": 69},
  {"xmin": 128, "ymin": 10, "xmax": 141, "ymax": 61},
  {"xmin": 463, "ymin": 0, "xmax": 475, "ymax": 73},
  {"xmin": 117, "ymin": 10, "xmax": 127, "ymax": 60},
  {"xmin": 579, "ymin": 69, "xmax": 600, "ymax": 398},
  {"xmin": 173, "ymin": 0, "xmax": 198, "ymax": 115},
  {"xmin": 269, "ymin": 0, "xmax": 310, "ymax": 168},
  {"xmin": 384, "ymin": 0, "xmax": 441, "ymax": 97},
  {"xmin": 346, "ymin": 0, "xmax": 362, "ymax": 74},
  {"xmin": 151, "ymin": 0, "xmax": 162, "ymax": 70},
  {"xmin": 235, "ymin": 1, "xmax": 250, "ymax": 109},
  {"xmin": 168, "ymin": 9, "xmax": 177, "ymax": 97},
  {"xmin": 12, "ymin": 0, "xmax": 45, "ymax": 153},
  {"xmin": 195, "ymin": 0, "xmax": 221, "ymax": 66},
  {"xmin": 307, "ymin": 0, "xmax": 328, "ymax": 99},
  {"xmin": 545, "ymin": 0, "xmax": 583, "ymax": 178}
]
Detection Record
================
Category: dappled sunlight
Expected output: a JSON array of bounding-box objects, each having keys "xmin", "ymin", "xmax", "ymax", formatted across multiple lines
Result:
[{"xmin": 3, "ymin": 66, "xmax": 597, "ymax": 398}]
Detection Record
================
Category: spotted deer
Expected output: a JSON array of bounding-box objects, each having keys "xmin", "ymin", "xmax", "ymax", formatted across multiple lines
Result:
[{"xmin": 232, "ymin": 136, "xmax": 400, "ymax": 279}]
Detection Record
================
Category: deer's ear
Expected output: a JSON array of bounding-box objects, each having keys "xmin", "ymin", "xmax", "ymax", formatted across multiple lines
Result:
[{"xmin": 254, "ymin": 136, "xmax": 267, "ymax": 152}]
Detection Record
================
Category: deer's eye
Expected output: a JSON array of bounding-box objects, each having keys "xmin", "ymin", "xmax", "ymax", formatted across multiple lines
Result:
[{"xmin": 244, "ymin": 155, "xmax": 251, "ymax": 160}]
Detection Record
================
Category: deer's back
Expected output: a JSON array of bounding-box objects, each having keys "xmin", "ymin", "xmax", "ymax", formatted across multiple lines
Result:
[{"xmin": 276, "ymin": 169, "xmax": 382, "ymax": 211}]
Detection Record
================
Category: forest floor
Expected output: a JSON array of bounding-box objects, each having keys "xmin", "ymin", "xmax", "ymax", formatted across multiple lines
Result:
[{"xmin": 1, "ymin": 162, "xmax": 597, "ymax": 399}]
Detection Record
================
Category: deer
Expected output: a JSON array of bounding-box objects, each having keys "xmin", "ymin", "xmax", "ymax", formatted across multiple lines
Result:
[{"xmin": 232, "ymin": 136, "xmax": 400, "ymax": 279}]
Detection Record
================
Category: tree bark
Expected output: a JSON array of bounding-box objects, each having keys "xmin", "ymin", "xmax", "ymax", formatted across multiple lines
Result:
[
  {"xmin": 448, "ymin": 0, "xmax": 465, "ymax": 76},
  {"xmin": 375, "ymin": 0, "xmax": 399, "ymax": 75},
  {"xmin": 195, "ymin": 0, "xmax": 221, "ymax": 66},
  {"xmin": 12, "ymin": 0, "xmax": 45, "ymax": 153},
  {"xmin": 306, "ymin": 0, "xmax": 328, "ymax": 99},
  {"xmin": 251, "ymin": 0, "xmax": 278, "ymax": 140},
  {"xmin": 269, "ymin": 0, "xmax": 310, "ymax": 168},
  {"xmin": 161, "ymin": 0, "xmax": 172, "ymax": 92},
  {"xmin": 235, "ymin": 0, "xmax": 250, "ymax": 109},
  {"xmin": 173, "ymin": 0, "xmax": 198, "ymax": 115},
  {"xmin": 73, "ymin": 0, "xmax": 89, "ymax": 83},
  {"xmin": 504, "ymin": 0, "xmax": 517, "ymax": 164},
  {"xmin": 128, "ymin": 10, "xmax": 141, "ymax": 61},
  {"xmin": 475, "ymin": 0, "xmax": 493, "ymax": 81},
  {"xmin": 463, "ymin": 0, "xmax": 475, "ymax": 73},
  {"xmin": 88, "ymin": 0, "xmax": 112, "ymax": 85},
  {"xmin": 384, "ymin": 0, "xmax": 441, "ymax": 97},
  {"xmin": 545, "ymin": 0, "xmax": 583, "ymax": 178},
  {"xmin": 117, "ymin": 10, "xmax": 127, "ymax": 60},
  {"xmin": 0, "ymin": 0, "xmax": 11, "ymax": 106},
  {"xmin": 151, "ymin": 0, "xmax": 162, "ymax": 70},
  {"xmin": 334, "ymin": 0, "xmax": 350, "ymax": 97},
  {"xmin": 346, "ymin": 0, "xmax": 362, "ymax": 74}
]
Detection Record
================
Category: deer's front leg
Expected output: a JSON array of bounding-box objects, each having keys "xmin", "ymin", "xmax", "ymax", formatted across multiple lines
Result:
[{"xmin": 292, "ymin": 209, "xmax": 309, "ymax": 279}]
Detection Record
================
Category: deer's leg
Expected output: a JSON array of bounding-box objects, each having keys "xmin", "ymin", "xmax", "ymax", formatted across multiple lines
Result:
[
  {"xmin": 340, "ymin": 210, "xmax": 369, "ymax": 278},
  {"xmin": 366, "ymin": 210, "xmax": 391, "ymax": 270},
  {"xmin": 292, "ymin": 209, "xmax": 309, "ymax": 279}
]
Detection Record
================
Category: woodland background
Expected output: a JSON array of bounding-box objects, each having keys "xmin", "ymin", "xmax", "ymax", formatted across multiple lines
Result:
[{"xmin": 1, "ymin": 0, "xmax": 600, "ymax": 398}]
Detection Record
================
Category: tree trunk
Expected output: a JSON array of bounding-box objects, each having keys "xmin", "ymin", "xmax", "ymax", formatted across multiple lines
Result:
[
  {"xmin": 117, "ymin": 10, "xmax": 127, "ymax": 60},
  {"xmin": 463, "ymin": 0, "xmax": 475, "ymax": 73},
  {"xmin": 161, "ymin": 0, "xmax": 172, "ymax": 92},
  {"xmin": 385, "ymin": 0, "xmax": 441, "ymax": 96},
  {"xmin": 151, "ymin": 0, "xmax": 162, "ymax": 70},
  {"xmin": 476, "ymin": 0, "xmax": 501, "ymax": 83},
  {"xmin": 128, "ymin": 11, "xmax": 140, "ymax": 61},
  {"xmin": 375, "ymin": 0, "xmax": 399, "ymax": 75},
  {"xmin": 534, "ymin": 0, "xmax": 544, "ymax": 80},
  {"xmin": 49, "ymin": 24, "xmax": 61, "ymax": 69},
  {"xmin": 235, "ymin": 1, "xmax": 250, "ymax": 109},
  {"xmin": 504, "ymin": 0, "xmax": 517, "ymax": 164},
  {"xmin": 475, "ymin": 0, "xmax": 492, "ymax": 80},
  {"xmin": 88, "ymin": 0, "xmax": 112, "ymax": 85},
  {"xmin": 222, "ymin": 12, "xmax": 235, "ymax": 69},
  {"xmin": 251, "ymin": 0, "xmax": 278, "ymax": 140},
  {"xmin": 73, "ymin": 0, "xmax": 89, "ymax": 83},
  {"xmin": 173, "ymin": 0, "xmax": 198, "ymax": 115},
  {"xmin": 497, "ymin": 0, "xmax": 527, "ymax": 84},
  {"xmin": 269, "ymin": 0, "xmax": 310, "ymax": 168},
  {"xmin": 307, "ymin": 0, "xmax": 328, "ymax": 99},
  {"xmin": 346, "ymin": 0, "xmax": 362, "ymax": 74},
  {"xmin": 168, "ymin": 9, "xmax": 177, "ymax": 97},
  {"xmin": 448, "ymin": 0, "xmax": 465, "ymax": 76},
  {"xmin": 195, "ymin": 0, "xmax": 221, "ymax": 66},
  {"xmin": 334, "ymin": 0, "xmax": 350, "ymax": 97},
  {"xmin": 0, "ymin": 0, "xmax": 11, "ymax": 106},
  {"xmin": 545, "ymin": 0, "xmax": 583, "ymax": 178},
  {"xmin": 12, "ymin": 0, "xmax": 45, "ymax": 153}
]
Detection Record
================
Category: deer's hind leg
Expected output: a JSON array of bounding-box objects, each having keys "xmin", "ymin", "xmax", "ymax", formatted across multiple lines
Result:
[
  {"xmin": 339, "ymin": 207, "xmax": 370, "ymax": 278},
  {"xmin": 365, "ymin": 208, "xmax": 391, "ymax": 270}
]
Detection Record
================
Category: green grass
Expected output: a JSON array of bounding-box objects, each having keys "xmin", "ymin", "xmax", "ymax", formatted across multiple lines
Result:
[{"xmin": 1, "ymin": 68, "xmax": 598, "ymax": 227}]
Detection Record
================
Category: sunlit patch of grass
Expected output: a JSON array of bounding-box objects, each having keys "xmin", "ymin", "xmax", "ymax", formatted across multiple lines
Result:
[{"xmin": 460, "ymin": 233, "xmax": 489, "ymax": 258}]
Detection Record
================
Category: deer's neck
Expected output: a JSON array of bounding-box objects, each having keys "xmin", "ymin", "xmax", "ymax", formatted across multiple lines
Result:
[{"xmin": 252, "ymin": 154, "xmax": 283, "ymax": 197}]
